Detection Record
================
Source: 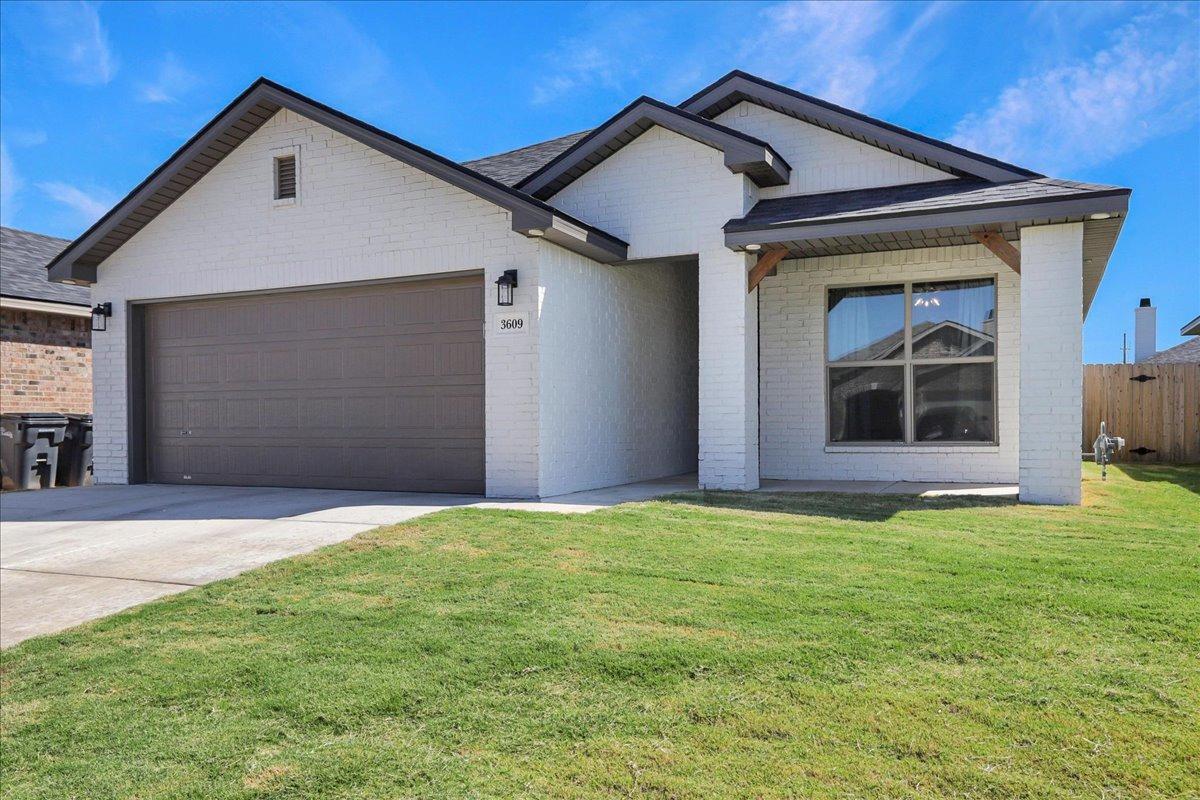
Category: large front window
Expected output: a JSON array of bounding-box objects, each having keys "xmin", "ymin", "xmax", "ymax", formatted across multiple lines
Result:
[{"xmin": 826, "ymin": 278, "xmax": 997, "ymax": 444}]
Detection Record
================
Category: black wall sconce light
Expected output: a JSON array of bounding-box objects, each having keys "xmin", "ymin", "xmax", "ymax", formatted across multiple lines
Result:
[
  {"xmin": 495, "ymin": 269, "xmax": 518, "ymax": 306},
  {"xmin": 90, "ymin": 302, "xmax": 112, "ymax": 332}
]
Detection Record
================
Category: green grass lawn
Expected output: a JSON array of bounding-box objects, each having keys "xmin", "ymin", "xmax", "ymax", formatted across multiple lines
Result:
[{"xmin": 2, "ymin": 464, "xmax": 1197, "ymax": 799}]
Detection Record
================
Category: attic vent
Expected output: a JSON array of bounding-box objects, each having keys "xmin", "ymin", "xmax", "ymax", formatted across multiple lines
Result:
[{"xmin": 274, "ymin": 154, "xmax": 297, "ymax": 200}]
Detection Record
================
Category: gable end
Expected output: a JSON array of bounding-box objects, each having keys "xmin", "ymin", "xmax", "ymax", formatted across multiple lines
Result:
[
  {"xmin": 680, "ymin": 71, "xmax": 1039, "ymax": 183},
  {"xmin": 49, "ymin": 79, "xmax": 627, "ymax": 284}
]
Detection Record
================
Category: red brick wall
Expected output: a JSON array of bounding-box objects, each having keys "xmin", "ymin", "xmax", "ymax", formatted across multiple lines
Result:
[{"xmin": 0, "ymin": 308, "xmax": 93, "ymax": 414}]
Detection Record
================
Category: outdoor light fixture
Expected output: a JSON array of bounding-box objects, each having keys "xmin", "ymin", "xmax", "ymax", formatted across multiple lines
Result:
[
  {"xmin": 745, "ymin": 243, "xmax": 762, "ymax": 251},
  {"xmin": 90, "ymin": 302, "xmax": 112, "ymax": 332},
  {"xmin": 1089, "ymin": 213, "xmax": 1112, "ymax": 220},
  {"xmin": 495, "ymin": 270, "xmax": 518, "ymax": 306}
]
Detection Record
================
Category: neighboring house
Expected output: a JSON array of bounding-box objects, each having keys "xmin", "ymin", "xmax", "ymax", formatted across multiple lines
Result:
[
  {"xmin": 46, "ymin": 71, "xmax": 1131, "ymax": 504},
  {"xmin": 1144, "ymin": 314, "xmax": 1200, "ymax": 364},
  {"xmin": 0, "ymin": 227, "xmax": 92, "ymax": 414}
]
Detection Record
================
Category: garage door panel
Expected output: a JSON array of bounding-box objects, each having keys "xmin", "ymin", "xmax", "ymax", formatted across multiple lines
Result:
[
  {"xmin": 438, "ymin": 393, "xmax": 484, "ymax": 430},
  {"xmin": 302, "ymin": 348, "xmax": 345, "ymax": 382},
  {"xmin": 224, "ymin": 304, "xmax": 262, "ymax": 336},
  {"xmin": 440, "ymin": 285, "xmax": 486, "ymax": 322},
  {"xmin": 437, "ymin": 445, "xmax": 485, "ymax": 482},
  {"xmin": 345, "ymin": 294, "xmax": 390, "ymax": 328},
  {"xmin": 224, "ymin": 398, "xmax": 261, "ymax": 429},
  {"xmin": 263, "ymin": 303, "xmax": 301, "ymax": 334},
  {"xmin": 145, "ymin": 276, "xmax": 484, "ymax": 493}
]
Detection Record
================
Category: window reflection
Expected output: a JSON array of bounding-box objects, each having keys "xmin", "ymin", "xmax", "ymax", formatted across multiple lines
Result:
[
  {"xmin": 913, "ymin": 363, "xmax": 995, "ymax": 442},
  {"xmin": 911, "ymin": 279, "xmax": 996, "ymax": 358},
  {"xmin": 829, "ymin": 366, "xmax": 905, "ymax": 442},
  {"xmin": 827, "ymin": 284, "xmax": 904, "ymax": 362}
]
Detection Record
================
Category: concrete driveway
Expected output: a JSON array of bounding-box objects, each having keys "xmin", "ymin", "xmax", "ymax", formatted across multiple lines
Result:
[
  {"xmin": 0, "ymin": 475, "xmax": 697, "ymax": 648},
  {"xmin": 0, "ymin": 484, "xmax": 485, "ymax": 647}
]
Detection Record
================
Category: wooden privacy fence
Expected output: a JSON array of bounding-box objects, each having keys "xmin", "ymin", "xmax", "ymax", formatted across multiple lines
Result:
[{"xmin": 1082, "ymin": 363, "xmax": 1200, "ymax": 463}]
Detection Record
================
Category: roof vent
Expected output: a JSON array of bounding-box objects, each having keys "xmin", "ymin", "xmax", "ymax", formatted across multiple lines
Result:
[{"xmin": 274, "ymin": 154, "xmax": 297, "ymax": 200}]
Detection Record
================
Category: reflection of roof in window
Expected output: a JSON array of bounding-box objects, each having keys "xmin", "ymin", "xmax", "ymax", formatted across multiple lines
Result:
[{"xmin": 840, "ymin": 320, "xmax": 993, "ymax": 362}]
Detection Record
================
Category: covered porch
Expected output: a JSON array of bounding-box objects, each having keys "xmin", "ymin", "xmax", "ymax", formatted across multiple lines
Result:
[{"xmin": 699, "ymin": 176, "xmax": 1130, "ymax": 504}]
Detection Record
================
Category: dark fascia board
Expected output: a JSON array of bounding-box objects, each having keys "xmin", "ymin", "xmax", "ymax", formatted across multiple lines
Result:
[
  {"xmin": 682, "ymin": 70, "xmax": 1040, "ymax": 183},
  {"xmin": 1182, "ymin": 315, "xmax": 1200, "ymax": 337},
  {"xmin": 724, "ymin": 190, "xmax": 1131, "ymax": 248},
  {"xmin": 49, "ymin": 78, "xmax": 627, "ymax": 284},
  {"xmin": 516, "ymin": 96, "xmax": 791, "ymax": 199}
]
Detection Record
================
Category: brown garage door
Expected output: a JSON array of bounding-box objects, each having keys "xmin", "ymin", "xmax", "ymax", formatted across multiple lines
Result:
[{"xmin": 144, "ymin": 276, "xmax": 484, "ymax": 493}]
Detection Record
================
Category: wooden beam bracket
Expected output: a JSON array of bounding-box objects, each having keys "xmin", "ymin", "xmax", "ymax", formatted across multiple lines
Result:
[
  {"xmin": 747, "ymin": 249, "xmax": 788, "ymax": 293},
  {"xmin": 972, "ymin": 230, "xmax": 1021, "ymax": 274}
]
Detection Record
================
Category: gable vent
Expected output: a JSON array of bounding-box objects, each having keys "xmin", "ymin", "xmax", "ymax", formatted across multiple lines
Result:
[{"xmin": 274, "ymin": 154, "xmax": 297, "ymax": 199}]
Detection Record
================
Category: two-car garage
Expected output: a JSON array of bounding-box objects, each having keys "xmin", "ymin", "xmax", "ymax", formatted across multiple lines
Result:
[{"xmin": 140, "ymin": 275, "xmax": 485, "ymax": 494}]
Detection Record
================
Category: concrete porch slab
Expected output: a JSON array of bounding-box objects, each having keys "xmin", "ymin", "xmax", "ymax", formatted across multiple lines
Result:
[
  {"xmin": 758, "ymin": 479, "xmax": 1018, "ymax": 497},
  {"xmin": 478, "ymin": 473, "xmax": 700, "ymax": 513}
]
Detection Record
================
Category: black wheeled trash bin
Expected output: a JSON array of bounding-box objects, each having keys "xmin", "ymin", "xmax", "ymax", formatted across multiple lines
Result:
[
  {"xmin": 0, "ymin": 413, "xmax": 69, "ymax": 491},
  {"xmin": 57, "ymin": 413, "xmax": 94, "ymax": 487}
]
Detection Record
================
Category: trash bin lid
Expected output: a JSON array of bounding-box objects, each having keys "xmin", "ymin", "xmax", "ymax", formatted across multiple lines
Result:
[{"xmin": 1, "ymin": 412, "xmax": 69, "ymax": 424}]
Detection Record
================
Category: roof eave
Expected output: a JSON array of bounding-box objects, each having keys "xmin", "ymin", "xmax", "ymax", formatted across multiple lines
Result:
[
  {"xmin": 517, "ymin": 96, "xmax": 791, "ymax": 200},
  {"xmin": 682, "ymin": 71, "xmax": 1039, "ymax": 183},
  {"xmin": 724, "ymin": 192, "xmax": 1131, "ymax": 246},
  {"xmin": 48, "ymin": 78, "xmax": 627, "ymax": 285}
]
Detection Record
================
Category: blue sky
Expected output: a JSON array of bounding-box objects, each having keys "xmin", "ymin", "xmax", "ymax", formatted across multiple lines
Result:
[{"xmin": 1, "ymin": 0, "xmax": 1196, "ymax": 361}]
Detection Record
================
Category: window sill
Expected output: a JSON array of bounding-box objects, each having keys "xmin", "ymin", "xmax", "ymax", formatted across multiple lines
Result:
[{"xmin": 825, "ymin": 444, "xmax": 1000, "ymax": 454}]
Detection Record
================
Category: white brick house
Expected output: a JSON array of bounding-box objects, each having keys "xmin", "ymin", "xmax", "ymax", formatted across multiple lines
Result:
[{"xmin": 48, "ymin": 71, "xmax": 1130, "ymax": 504}]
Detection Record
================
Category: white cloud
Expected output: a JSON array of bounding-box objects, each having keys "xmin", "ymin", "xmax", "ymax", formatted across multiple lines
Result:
[
  {"xmin": 30, "ymin": 1, "xmax": 118, "ymax": 85},
  {"xmin": 1, "ymin": 142, "xmax": 21, "ymax": 227},
  {"xmin": 139, "ymin": 53, "xmax": 200, "ymax": 104},
  {"xmin": 755, "ymin": 0, "xmax": 952, "ymax": 110},
  {"xmin": 762, "ymin": 1, "xmax": 888, "ymax": 109},
  {"xmin": 525, "ymin": 1, "xmax": 954, "ymax": 111},
  {"xmin": 6, "ymin": 129, "xmax": 48, "ymax": 148},
  {"xmin": 529, "ymin": 5, "xmax": 667, "ymax": 106},
  {"xmin": 950, "ymin": 6, "xmax": 1199, "ymax": 174},
  {"xmin": 38, "ymin": 181, "xmax": 115, "ymax": 224}
]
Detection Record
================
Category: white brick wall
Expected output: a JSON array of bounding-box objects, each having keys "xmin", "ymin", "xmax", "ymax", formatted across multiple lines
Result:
[
  {"xmin": 551, "ymin": 125, "xmax": 754, "ymax": 261},
  {"xmin": 759, "ymin": 245, "xmax": 1020, "ymax": 483},
  {"xmin": 1018, "ymin": 223, "xmax": 1083, "ymax": 504},
  {"xmin": 714, "ymin": 101, "xmax": 953, "ymax": 198},
  {"xmin": 89, "ymin": 108, "xmax": 541, "ymax": 496},
  {"xmin": 537, "ymin": 245, "xmax": 698, "ymax": 497},
  {"xmin": 698, "ymin": 248, "xmax": 760, "ymax": 489},
  {"xmin": 550, "ymin": 125, "xmax": 761, "ymax": 489}
]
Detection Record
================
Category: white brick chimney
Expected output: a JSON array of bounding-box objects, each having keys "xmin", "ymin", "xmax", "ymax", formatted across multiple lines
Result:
[{"xmin": 1134, "ymin": 297, "xmax": 1157, "ymax": 362}]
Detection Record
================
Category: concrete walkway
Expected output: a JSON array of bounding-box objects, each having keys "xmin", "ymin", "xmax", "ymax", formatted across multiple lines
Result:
[{"xmin": 1, "ymin": 474, "xmax": 1012, "ymax": 647}]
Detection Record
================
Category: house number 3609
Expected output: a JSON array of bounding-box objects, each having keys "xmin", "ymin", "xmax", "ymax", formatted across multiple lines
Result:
[{"xmin": 495, "ymin": 312, "xmax": 528, "ymax": 335}]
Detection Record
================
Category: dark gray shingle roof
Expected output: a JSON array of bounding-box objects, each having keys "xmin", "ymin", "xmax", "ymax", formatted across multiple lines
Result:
[
  {"xmin": 1144, "ymin": 338, "xmax": 1200, "ymax": 365},
  {"xmin": 727, "ymin": 178, "xmax": 1129, "ymax": 232},
  {"xmin": 1, "ymin": 227, "xmax": 90, "ymax": 305},
  {"xmin": 462, "ymin": 131, "xmax": 592, "ymax": 186}
]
